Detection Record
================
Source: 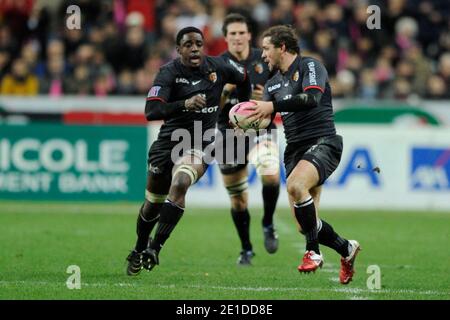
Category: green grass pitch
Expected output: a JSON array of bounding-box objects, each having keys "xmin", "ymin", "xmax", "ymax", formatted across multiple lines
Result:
[{"xmin": 0, "ymin": 201, "xmax": 449, "ymax": 300}]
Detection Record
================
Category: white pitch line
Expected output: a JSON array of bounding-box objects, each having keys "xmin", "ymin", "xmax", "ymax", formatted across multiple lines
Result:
[{"xmin": 0, "ymin": 281, "xmax": 448, "ymax": 297}]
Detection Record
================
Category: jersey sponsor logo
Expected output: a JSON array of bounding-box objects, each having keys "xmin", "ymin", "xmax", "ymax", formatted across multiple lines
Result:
[
  {"xmin": 292, "ymin": 70, "xmax": 299, "ymax": 82},
  {"xmin": 148, "ymin": 86, "xmax": 161, "ymax": 97},
  {"xmin": 228, "ymin": 59, "xmax": 244, "ymax": 74},
  {"xmin": 183, "ymin": 105, "xmax": 219, "ymax": 114},
  {"xmin": 307, "ymin": 61, "xmax": 317, "ymax": 86},
  {"xmin": 209, "ymin": 72, "xmax": 217, "ymax": 83},
  {"xmin": 268, "ymin": 83, "xmax": 281, "ymax": 93},
  {"xmin": 411, "ymin": 147, "xmax": 450, "ymax": 190},
  {"xmin": 192, "ymin": 80, "xmax": 202, "ymax": 86},
  {"xmin": 176, "ymin": 78, "xmax": 190, "ymax": 84}
]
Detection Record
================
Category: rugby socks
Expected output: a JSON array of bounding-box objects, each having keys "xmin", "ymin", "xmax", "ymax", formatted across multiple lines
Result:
[
  {"xmin": 262, "ymin": 184, "xmax": 280, "ymax": 227},
  {"xmin": 150, "ymin": 200, "xmax": 184, "ymax": 253},
  {"xmin": 317, "ymin": 219, "xmax": 350, "ymax": 258},
  {"xmin": 135, "ymin": 203, "xmax": 161, "ymax": 252},
  {"xmin": 231, "ymin": 208, "xmax": 252, "ymax": 251},
  {"xmin": 294, "ymin": 197, "xmax": 320, "ymax": 254}
]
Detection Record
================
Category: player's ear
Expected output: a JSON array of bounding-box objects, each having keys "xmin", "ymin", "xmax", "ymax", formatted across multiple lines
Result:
[{"xmin": 175, "ymin": 45, "xmax": 181, "ymax": 55}]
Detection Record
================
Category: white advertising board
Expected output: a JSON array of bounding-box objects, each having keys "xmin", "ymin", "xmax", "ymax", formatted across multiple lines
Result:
[{"xmin": 147, "ymin": 125, "xmax": 450, "ymax": 211}]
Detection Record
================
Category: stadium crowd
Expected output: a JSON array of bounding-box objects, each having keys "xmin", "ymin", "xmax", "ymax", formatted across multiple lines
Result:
[{"xmin": 0, "ymin": 0, "xmax": 449, "ymax": 99}]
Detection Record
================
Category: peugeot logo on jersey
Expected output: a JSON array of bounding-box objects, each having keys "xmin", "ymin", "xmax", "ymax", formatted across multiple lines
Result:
[{"xmin": 307, "ymin": 62, "xmax": 317, "ymax": 85}]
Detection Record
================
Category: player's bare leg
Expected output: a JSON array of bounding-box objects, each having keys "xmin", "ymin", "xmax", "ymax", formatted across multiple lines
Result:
[
  {"xmin": 143, "ymin": 153, "xmax": 208, "ymax": 271},
  {"xmin": 222, "ymin": 167, "xmax": 255, "ymax": 265},
  {"xmin": 286, "ymin": 160, "xmax": 323, "ymax": 273}
]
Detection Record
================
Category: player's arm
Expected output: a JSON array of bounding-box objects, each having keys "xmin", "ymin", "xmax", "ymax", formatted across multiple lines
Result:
[
  {"xmin": 222, "ymin": 61, "xmax": 252, "ymax": 102},
  {"xmin": 249, "ymin": 61, "xmax": 327, "ymax": 118},
  {"xmin": 272, "ymin": 88, "xmax": 322, "ymax": 112},
  {"xmin": 274, "ymin": 60, "xmax": 326, "ymax": 112},
  {"xmin": 145, "ymin": 68, "xmax": 205, "ymax": 120},
  {"xmin": 220, "ymin": 83, "xmax": 236, "ymax": 109}
]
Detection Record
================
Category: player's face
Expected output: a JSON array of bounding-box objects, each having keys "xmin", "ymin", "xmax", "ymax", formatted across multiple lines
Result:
[
  {"xmin": 261, "ymin": 36, "xmax": 281, "ymax": 70},
  {"xmin": 177, "ymin": 32, "xmax": 204, "ymax": 68},
  {"xmin": 225, "ymin": 22, "xmax": 251, "ymax": 55}
]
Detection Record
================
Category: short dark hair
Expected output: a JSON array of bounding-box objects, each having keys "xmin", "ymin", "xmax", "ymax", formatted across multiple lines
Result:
[
  {"xmin": 222, "ymin": 13, "xmax": 249, "ymax": 36},
  {"xmin": 176, "ymin": 27, "xmax": 204, "ymax": 45},
  {"xmin": 262, "ymin": 25, "xmax": 300, "ymax": 55}
]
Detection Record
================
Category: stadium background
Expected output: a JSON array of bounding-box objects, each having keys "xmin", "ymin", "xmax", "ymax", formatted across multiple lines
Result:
[{"xmin": 0, "ymin": 0, "xmax": 449, "ymax": 300}]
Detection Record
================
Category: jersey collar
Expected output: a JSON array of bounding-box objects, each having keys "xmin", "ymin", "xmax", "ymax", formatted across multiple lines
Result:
[{"xmin": 282, "ymin": 55, "xmax": 301, "ymax": 78}]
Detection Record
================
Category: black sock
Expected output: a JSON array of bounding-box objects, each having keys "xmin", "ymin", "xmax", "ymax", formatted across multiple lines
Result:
[
  {"xmin": 150, "ymin": 200, "xmax": 184, "ymax": 253},
  {"xmin": 317, "ymin": 219, "xmax": 350, "ymax": 257},
  {"xmin": 135, "ymin": 203, "xmax": 161, "ymax": 252},
  {"xmin": 262, "ymin": 184, "xmax": 280, "ymax": 227},
  {"xmin": 294, "ymin": 197, "xmax": 320, "ymax": 254},
  {"xmin": 231, "ymin": 208, "xmax": 252, "ymax": 251}
]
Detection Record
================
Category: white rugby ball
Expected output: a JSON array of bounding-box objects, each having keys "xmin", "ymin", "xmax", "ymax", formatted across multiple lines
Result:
[{"xmin": 229, "ymin": 101, "xmax": 271, "ymax": 130}]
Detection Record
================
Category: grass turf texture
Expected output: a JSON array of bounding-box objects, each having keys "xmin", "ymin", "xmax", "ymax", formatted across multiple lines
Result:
[{"xmin": 0, "ymin": 201, "xmax": 449, "ymax": 300}]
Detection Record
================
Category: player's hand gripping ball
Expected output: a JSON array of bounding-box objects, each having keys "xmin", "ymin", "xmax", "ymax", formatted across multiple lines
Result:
[{"xmin": 229, "ymin": 101, "xmax": 271, "ymax": 131}]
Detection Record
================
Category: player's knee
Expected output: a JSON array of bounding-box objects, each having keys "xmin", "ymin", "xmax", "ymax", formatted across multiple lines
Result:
[
  {"xmin": 225, "ymin": 177, "xmax": 248, "ymax": 199},
  {"xmin": 170, "ymin": 173, "xmax": 191, "ymax": 197},
  {"xmin": 261, "ymin": 173, "xmax": 280, "ymax": 186},
  {"xmin": 286, "ymin": 177, "xmax": 309, "ymax": 201},
  {"xmin": 141, "ymin": 200, "xmax": 163, "ymax": 221},
  {"xmin": 230, "ymin": 194, "xmax": 248, "ymax": 211}
]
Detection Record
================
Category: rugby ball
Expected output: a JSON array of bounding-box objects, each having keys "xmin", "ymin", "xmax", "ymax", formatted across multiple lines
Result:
[{"xmin": 229, "ymin": 101, "xmax": 271, "ymax": 130}]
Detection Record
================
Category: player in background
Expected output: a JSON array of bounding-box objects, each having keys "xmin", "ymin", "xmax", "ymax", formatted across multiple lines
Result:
[
  {"xmin": 247, "ymin": 25, "xmax": 360, "ymax": 284},
  {"xmin": 126, "ymin": 26, "xmax": 251, "ymax": 275},
  {"xmin": 217, "ymin": 13, "xmax": 281, "ymax": 265}
]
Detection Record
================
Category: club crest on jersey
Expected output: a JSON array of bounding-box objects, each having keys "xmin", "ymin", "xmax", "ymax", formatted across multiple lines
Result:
[
  {"xmin": 292, "ymin": 71, "xmax": 299, "ymax": 82},
  {"xmin": 148, "ymin": 86, "xmax": 161, "ymax": 97},
  {"xmin": 254, "ymin": 63, "xmax": 263, "ymax": 74},
  {"xmin": 209, "ymin": 72, "xmax": 217, "ymax": 83}
]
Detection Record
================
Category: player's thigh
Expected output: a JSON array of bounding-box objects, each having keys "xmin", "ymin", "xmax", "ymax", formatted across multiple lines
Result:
[
  {"xmin": 172, "ymin": 151, "xmax": 208, "ymax": 185},
  {"xmin": 286, "ymin": 159, "xmax": 320, "ymax": 197},
  {"xmin": 222, "ymin": 166, "xmax": 248, "ymax": 187}
]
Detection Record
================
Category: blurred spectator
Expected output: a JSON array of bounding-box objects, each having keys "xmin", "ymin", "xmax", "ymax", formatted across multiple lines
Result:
[
  {"xmin": 271, "ymin": 0, "xmax": 295, "ymax": 26},
  {"xmin": 66, "ymin": 64, "xmax": 92, "ymax": 95},
  {"xmin": 0, "ymin": 0, "xmax": 448, "ymax": 100},
  {"xmin": 0, "ymin": 58, "xmax": 38, "ymax": 95},
  {"xmin": 115, "ymin": 69, "xmax": 136, "ymax": 95},
  {"xmin": 438, "ymin": 52, "xmax": 450, "ymax": 86},
  {"xmin": 359, "ymin": 68, "xmax": 378, "ymax": 100},
  {"xmin": 392, "ymin": 77, "xmax": 413, "ymax": 100},
  {"xmin": 0, "ymin": 49, "xmax": 10, "ymax": 79},
  {"xmin": 425, "ymin": 75, "xmax": 450, "ymax": 99},
  {"xmin": 39, "ymin": 56, "xmax": 68, "ymax": 96}
]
